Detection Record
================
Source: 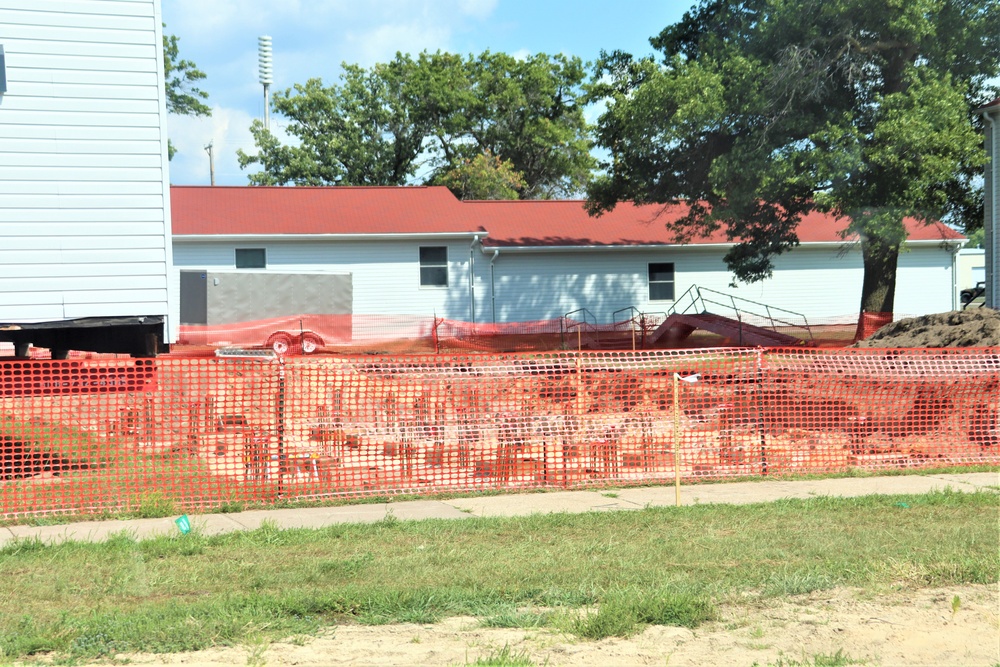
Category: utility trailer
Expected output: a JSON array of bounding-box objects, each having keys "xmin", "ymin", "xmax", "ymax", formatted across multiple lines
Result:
[{"xmin": 177, "ymin": 271, "xmax": 353, "ymax": 353}]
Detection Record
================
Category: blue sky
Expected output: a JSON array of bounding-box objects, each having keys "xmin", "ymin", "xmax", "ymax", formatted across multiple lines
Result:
[{"xmin": 161, "ymin": 0, "xmax": 693, "ymax": 187}]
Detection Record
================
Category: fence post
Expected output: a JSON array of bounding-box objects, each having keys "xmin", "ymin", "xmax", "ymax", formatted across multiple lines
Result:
[
  {"xmin": 673, "ymin": 372, "xmax": 681, "ymax": 506},
  {"xmin": 756, "ymin": 348, "xmax": 769, "ymax": 476},
  {"xmin": 275, "ymin": 358, "xmax": 286, "ymax": 496}
]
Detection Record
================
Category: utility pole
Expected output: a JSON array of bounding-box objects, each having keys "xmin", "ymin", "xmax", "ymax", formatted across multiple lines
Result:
[{"xmin": 204, "ymin": 141, "xmax": 215, "ymax": 186}]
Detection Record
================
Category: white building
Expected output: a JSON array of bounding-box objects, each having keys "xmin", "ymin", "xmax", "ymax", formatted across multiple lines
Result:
[
  {"xmin": 0, "ymin": 0, "xmax": 173, "ymax": 356},
  {"xmin": 170, "ymin": 186, "xmax": 965, "ymax": 332}
]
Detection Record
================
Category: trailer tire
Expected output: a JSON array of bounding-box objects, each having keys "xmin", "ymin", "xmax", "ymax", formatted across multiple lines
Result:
[
  {"xmin": 266, "ymin": 332, "xmax": 293, "ymax": 355},
  {"xmin": 301, "ymin": 333, "xmax": 323, "ymax": 354}
]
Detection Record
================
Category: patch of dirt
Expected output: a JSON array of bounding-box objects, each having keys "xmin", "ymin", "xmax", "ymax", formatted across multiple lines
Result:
[
  {"xmin": 78, "ymin": 584, "xmax": 998, "ymax": 667},
  {"xmin": 853, "ymin": 308, "xmax": 1000, "ymax": 348}
]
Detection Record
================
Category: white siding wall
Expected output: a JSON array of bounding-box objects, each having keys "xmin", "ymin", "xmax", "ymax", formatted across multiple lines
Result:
[
  {"xmin": 478, "ymin": 248, "xmax": 725, "ymax": 323},
  {"xmin": 172, "ymin": 238, "xmax": 476, "ymax": 322},
  {"xmin": 0, "ymin": 1, "xmax": 173, "ymax": 337},
  {"xmin": 174, "ymin": 238, "xmax": 957, "ymax": 327},
  {"xmin": 726, "ymin": 244, "xmax": 956, "ymax": 321},
  {"xmin": 478, "ymin": 243, "xmax": 956, "ymax": 324}
]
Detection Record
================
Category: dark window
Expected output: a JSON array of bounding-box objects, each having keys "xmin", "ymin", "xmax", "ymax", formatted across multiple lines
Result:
[
  {"xmin": 419, "ymin": 246, "xmax": 448, "ymax": 287},
  {"xmin": 235, "ymin": 248, "xmax": 266, "ymax": 269},
  {"xmin": 648, "ymin": 262, "xmax": 675, "ymax": 301}
]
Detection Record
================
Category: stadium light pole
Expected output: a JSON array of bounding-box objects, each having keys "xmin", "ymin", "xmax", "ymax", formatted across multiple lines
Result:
[{"xmin": 258, "ymin": 36, "xmax": 273, "ymax": 132}]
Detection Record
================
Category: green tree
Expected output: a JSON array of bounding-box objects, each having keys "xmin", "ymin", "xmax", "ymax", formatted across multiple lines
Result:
[
  {"xmin": 238, "ymin": 56, "xmax": 427, "ymax": 186},
  {"xmin": 588, "ymin": 0, "xmax": 999, "ymax": 315},
  {"xmin": 162, "ymin": 26, "xmax": 211, "ymax": 160},
  {"xmin": 434, "ymin": 150, "xmax": 526, "ymax": 200},
  {"xmin": 238, "ymin": 50, "xmax": 595, "ymax": 197},
  {"xmin": 456, "ymin": 51, "xmax": 594, "ymax": 199}
]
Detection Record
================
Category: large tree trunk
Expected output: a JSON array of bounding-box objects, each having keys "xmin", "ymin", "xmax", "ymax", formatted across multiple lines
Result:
[{"xmin": 859, "ymin": 238, "xmax": 899, "ymax": 314}]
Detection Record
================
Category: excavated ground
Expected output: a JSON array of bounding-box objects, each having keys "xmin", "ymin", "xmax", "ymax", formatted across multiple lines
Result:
[{"xmin": 853, "ymin": 307, "xmax": 1000, "ymax": 348}]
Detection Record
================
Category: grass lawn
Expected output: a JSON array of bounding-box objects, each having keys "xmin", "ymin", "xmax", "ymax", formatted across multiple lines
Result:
[{"xmin": 0, "ymin": 488, "xmax": 996, "ymax": 663}]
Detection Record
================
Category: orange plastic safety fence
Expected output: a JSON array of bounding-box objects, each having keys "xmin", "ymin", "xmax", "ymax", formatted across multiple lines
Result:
[
  {"xmin": 1, "ymin": 348, "xmax": 996, "ymax": 519},
  {"xmin": 175, "ymin": 312, "xmax": 794, "ymax": 356},
  {"xmin": 854, "ymin": 311, "xmax": 895, "ymax": 342}
]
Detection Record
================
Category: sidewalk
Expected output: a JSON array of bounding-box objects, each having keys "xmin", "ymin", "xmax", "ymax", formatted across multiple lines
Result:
[{"xmin": 2, "ymin": 471, "xmax": 996, "ymax": 548}]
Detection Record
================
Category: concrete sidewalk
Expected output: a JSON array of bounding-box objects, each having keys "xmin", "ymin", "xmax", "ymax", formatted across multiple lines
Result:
[{"xmin": 2, "ymin": 471, "xmax": 996, "ymax": 548}]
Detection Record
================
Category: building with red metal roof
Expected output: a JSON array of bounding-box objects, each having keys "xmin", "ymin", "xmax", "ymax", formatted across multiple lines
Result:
[{"xmin": 170, "ymin": 185, "xmax": 966, "ymax": 331}]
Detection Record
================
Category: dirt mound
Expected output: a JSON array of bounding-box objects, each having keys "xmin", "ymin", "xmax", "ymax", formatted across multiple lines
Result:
[{"xmin": 853, "ymin": 308, "xmax": 1000, "ymax": 348}]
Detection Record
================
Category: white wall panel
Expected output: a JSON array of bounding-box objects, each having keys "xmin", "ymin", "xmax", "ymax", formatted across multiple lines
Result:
[
  {"xmin": 0, "ymin": 124, "xmax": 162, "ymax": 141},
  {"xmin": 894, "ymin": 247, "xmax": 957, "ymax": 315},
  {"xmin": 3, "ymin": 24, "xmax": 155, "ymax": 47},
  {"xmin": 0, "ymin": 305, "xmax": 66, "ymax": 321},
  {"xmin": 0, "ymin": 0, "xmax": 151, "ymax": 16},
  {"xmin": 0, "ymin": 166, "xmax": 162, "ymax": 181},
  {"xmin": 0, "ymin": 153, "xmax": 162, "ymax": 168},
  {"xmin": 10, "ymin": 70, "xmax": 155, "ymax": 87},
  {"xmin": 0, "ymin": 189, "xmax": 164, "ymax": 202},
  {"xmin": 1, "ymin": 39, "xmax": 154, "ymax": 59},
  {"xmin": 0, "ymin": 217, "xmax": 166, "ymax": 231},
  {"xmin": 0, "ymin": 110, "xmax": 161, "ymax": 127},
  {"xmin": 0, "ymin": 8, "xmax": 151, "ymax": 31},
  {"xmin": 0, "ymin": 235, "xmax": 166, "ymax": 250},
  {"xmin": 0, "ymin": 138, "xmax": 160, "ymax": 155},
  {"xmin": 13, "ymin": 81, "xmax": 160, "ymax": 100}
]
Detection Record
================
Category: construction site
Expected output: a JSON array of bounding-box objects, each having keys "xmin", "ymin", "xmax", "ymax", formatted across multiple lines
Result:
[{"xmin": 1, "ymin": 287, "xmax": 998, "ymax": 519}]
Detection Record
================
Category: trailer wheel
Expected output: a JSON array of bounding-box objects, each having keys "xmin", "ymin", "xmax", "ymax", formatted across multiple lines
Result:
[
  {"xmin": 265, "ymin": 332, "xmax": 293, "ymax": 355},
  {"xmin": 301, "ymin": 333, "xmax": 323, "ymax": 354}
]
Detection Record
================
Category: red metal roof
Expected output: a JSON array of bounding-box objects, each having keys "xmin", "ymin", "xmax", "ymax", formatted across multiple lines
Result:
[
  {"xmin": 170, "ymin": 185, "xmax": 476, "ymax": 236},
  {"xmin": 170, "ymin": 186, "xmax": 964, "ymax": 245},
  {"xmin": 466, "ymin": 200, "xmax": 964, "ymax": 246}
]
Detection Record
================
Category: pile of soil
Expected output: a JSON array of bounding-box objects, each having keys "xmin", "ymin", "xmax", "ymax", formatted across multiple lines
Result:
[{"xmin": 854, "ymin": 307, "xmax": 1000, "ymax": 348}]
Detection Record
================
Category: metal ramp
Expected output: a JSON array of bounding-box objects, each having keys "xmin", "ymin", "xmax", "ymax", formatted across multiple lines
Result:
[
  {"xmin": 560, "ymin": 288, "xmax": 812, "ymax": 350},
  {"xmin": 648, "ymin": 286, "xmax": 814, "ymax": 348},
  {"xmin": 650, "ymin": 312, "xmax": 806, "ymax": 347}
]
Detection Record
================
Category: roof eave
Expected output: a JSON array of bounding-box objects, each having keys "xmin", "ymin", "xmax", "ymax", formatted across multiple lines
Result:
[
  {"xmin": 173, "ymin": 231, "xmax": 485, "ymax": 243},
  {"xmin": 480, "ymin": 239, "xmax": 964, "ymax": 252}
]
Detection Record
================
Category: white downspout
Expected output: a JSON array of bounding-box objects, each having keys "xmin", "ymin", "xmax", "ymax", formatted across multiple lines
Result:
[
  {"xmin": 469, "ymin": 235, "xmax": 479, "ymax": 324},
  {"xmin": 950, "ymin": 243, "xmax": 960, "ymax": 311},
  {"xmin": 490, "ymin": 249, "xmax": 500, "ymax": 324}
]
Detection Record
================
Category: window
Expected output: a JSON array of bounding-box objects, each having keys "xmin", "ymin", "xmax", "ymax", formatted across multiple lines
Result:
[
  {"xmin": 419, "ymin": 246, "xmax": 448, "ymax": 287},
  {"xmin": 235, "ymin": 248, "xmax": 266, "ymax": 269},
  {"xmin": 648, "ymin": 262, "xmax": 675, "ymax": 301}
]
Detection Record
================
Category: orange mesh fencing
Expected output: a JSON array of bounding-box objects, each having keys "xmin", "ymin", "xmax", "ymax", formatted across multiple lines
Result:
[
  {"xmin": 176, "ymin": 312, "xmax": 782, "ymax": 356},
  {"xmin": 854, "ymin": 311, "xmax": 895, "ymax": 342},
  {"xmin": 1, "ymin": 348, "xmax": 996, "ymax": 519}
]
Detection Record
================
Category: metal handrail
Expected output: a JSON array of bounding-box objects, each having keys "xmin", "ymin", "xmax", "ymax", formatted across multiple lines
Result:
[
  {"xmin": 560, "ymin": 308, "xmax": 600, "ymax": 350},
  {"xmin": 667, "ymin": 285, "xmax": 814, "ymax": 342},
  {"xmin": 611, "ymin": 306, "xmax": 669, "ymax": 349}
]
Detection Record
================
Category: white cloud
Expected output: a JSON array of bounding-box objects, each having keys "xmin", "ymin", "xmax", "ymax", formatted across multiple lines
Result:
[
  {"xmin": 345, "ymin": 22, "xmax": 454, "ymax": 65},
  {"xmin": 457, "ymin": 0, "xmax": 499, "ymax": 20}
]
